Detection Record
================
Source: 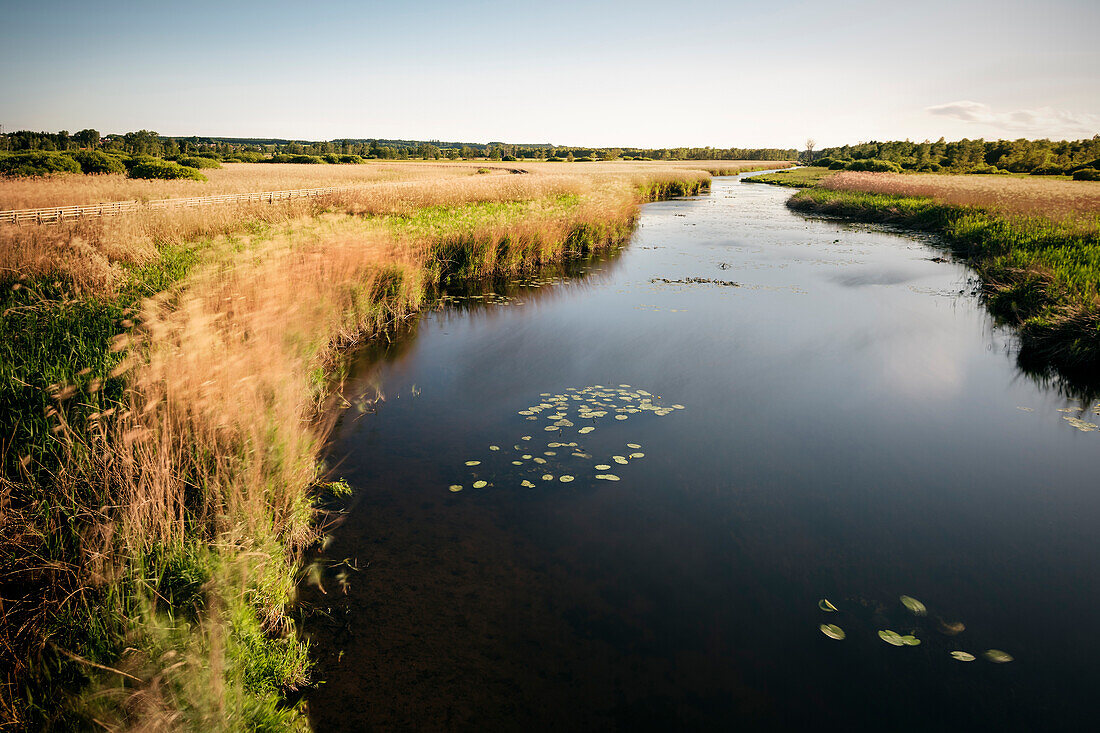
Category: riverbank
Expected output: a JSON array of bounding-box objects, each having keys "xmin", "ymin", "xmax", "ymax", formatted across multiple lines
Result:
[
  {"xmin": 0, "ymin": 164, "xmax": 732, "ymax": 730},
  {"xmin": 746, "ymin": 169, "xmax": 1100, "ymax": 375}
]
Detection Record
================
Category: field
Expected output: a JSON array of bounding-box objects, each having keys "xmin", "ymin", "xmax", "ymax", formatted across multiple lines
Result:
[
  {"xmin": 746, "ymin": 168, "xmax": 1100, "ymax": 373},
  {"xmin": 0, "ymin": 160, "xmax": 778, "ymax": 211},
  {"xmin": 0, "ymin": 159, "xmax": 788, "ymax": 729}
]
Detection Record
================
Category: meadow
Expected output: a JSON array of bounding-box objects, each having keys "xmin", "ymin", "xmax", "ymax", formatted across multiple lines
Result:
[{"xmin": 0, "ymin": 159, "xmax": 784, "ymax": 730}]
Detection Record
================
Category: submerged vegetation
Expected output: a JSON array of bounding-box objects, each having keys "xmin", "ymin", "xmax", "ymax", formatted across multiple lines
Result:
[
  {"xmin": 747, "ymin": 167, "xmax": 1100, "ymax": 373},
  {"xmin": 0, "ymin": 162, "xmax": 720, "ymax": 729}
]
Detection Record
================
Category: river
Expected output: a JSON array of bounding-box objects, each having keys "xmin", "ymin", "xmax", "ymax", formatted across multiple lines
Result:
[{"xmin": 302, "ymin": 171, "xmax": 1099, "ymax": 732}]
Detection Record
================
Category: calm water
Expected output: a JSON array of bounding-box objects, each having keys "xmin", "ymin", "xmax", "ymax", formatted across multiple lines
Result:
[{"xmin": 303, "ymin": 173, "xmax": 1100, "ymax": 732}]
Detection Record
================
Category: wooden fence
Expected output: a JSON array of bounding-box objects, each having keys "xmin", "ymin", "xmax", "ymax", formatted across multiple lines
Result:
[{"xmin": 0, "ymin": 185, "xmax": 357, "ymax": 225}]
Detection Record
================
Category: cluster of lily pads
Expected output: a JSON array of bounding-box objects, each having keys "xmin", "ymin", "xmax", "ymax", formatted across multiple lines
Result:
[
  {"xmin": 447, "ymin": 384, "xmax": 683, "ymax": 492},
  {"xmin": 818, "ymin": 594, "xmax": 1013, "ymax": 664}
]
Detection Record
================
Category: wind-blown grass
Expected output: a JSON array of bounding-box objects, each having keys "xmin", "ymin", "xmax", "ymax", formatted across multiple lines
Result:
[{"xmin": 0, "ymin": 162, "xmax": 718, "ymax": 729}]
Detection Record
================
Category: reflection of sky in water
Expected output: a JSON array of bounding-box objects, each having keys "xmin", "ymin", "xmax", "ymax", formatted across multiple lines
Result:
[{"xmin": 308, "ymin": 175, "xmax": 1100, "ymax": 732}]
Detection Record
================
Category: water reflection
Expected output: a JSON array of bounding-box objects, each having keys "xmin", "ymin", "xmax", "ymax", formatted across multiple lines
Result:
[{"xmin": 302, "ymin": 173, "xmax": 1100, "ymax": 732}]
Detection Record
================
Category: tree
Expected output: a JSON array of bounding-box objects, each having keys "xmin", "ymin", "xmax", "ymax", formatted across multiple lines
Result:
[
  {"xmin": 805, "ymin": 138, "xmax": 816, "ymax": 162},
  {"xmin": 74, "ymin": 128, "xmax": 100, "ymax": 149}
]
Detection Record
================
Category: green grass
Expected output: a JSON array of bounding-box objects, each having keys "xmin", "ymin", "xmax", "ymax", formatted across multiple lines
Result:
[
  {"xmin": 743, "ymin": 167, "xmax": 833, "ymax": 188},
  {"xmin": 787, "ymin": 187, "xmax": 1100, "ymax": 372}
]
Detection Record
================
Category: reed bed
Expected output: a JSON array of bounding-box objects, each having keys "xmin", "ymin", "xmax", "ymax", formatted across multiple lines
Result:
[
  {"xmin": 820, "ymin": 171, "xmax": 1100, "ymax": 223},
  {"xmin": 0, "ymin": 159, "xmax": 782, "ymax": 212},
  {"xmin": 0, "ymin": 163, "xmax": 715, "ymax": 730}
]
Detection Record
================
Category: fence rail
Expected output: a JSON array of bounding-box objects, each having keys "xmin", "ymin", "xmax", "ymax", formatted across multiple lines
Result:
[{"xmin": 0, "ymin": 185, "xmax": 357, "ymax": 224}]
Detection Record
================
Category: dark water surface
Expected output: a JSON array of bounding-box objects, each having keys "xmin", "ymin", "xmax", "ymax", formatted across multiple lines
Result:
[{"xmin": 303, "ymin": 174, "xmax": 1099, "ymax": 732}]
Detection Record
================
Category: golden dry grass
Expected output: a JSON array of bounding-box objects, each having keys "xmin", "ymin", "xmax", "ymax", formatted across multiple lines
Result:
[
  {"xmin": 821, "ymin": 171, "xmax": 1100, "ymax": 222},
  {"xmin": 1, "ymin": 161, "xmax": 725, "ymax": 728},
  {"xmin": 0, "ymin": 159, "xmax": 780, "ymax": 211}
]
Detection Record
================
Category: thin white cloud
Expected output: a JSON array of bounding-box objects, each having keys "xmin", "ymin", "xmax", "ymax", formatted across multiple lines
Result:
[{"xmin": 926, "ymin": 101, "xmax": 1100, "ymax": 139}]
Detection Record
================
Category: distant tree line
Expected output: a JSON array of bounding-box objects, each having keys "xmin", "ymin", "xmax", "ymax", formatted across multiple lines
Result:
[
  {"xmin": 0, "ymin": 128, "xmax": 796, "ymax": 166},
  {"xmin": 804, "ymin": 136, "xmax": 1100, "ymax": 176}
]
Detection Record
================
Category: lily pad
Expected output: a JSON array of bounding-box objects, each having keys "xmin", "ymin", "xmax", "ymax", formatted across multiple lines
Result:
[
  {"xmin": 595, "ymin": 464, "xmax": 612, "ymax": 470},
  {"xmin": 613, "ymin": 456, "xmax": 629, "ymax": 464},
  {"xmin": 595, "ymin": 474, "xmax": 620, "ymax": 481},
  {"xmin": 559, "ymin": 475, "xmax": 574, "ymax": 482},
  {"xmin": 448, "ymin": 485, "xmax": 463, "ymax": 492},
  {"xmin": 627, "ymin": 443, "xmax": 641, "ymax": 449},
  {"xmin": 473, "ymin": 480, "xmax": 488, "ymax": 489},
  {"xmin": 820, "ymin": 624, "xmax": 846, "ymax": 640},
  {"xmin": 615, "ymin": 415, "xmax": 628, "ymax": 420},
  {"xmin": 521, "ymin": 480, "xmax": 535, "ymax": 488},
  {"xmin": 465, "ymin": 460, "xmax": 481, "ymax": 466},
  {"xmin": 878, "ymin": 630, "xmax": 906, "ymax": 647},
  {"xmin": 818, "ymin": 598, "xmax": 838, "ymax": 612},
  {"xmin": 578, "ymin": 427, "xmax": 595, "ymax": 434},
  {"xmin": 629, "ymin": 452, "xmax": 645, "ymax": 459},
  {"xmin": 984, "ymin": 649, "xmax": 1014, "ymax": 663},
  {"xmin": 489, "ymin": 445, "xmax": 500, "ymax": 451},
  {"xmin": 541, "ymin": 474, "xmax": 554, "ymax": 481},
  {"xmin": 900, "ymin": 595, "xmax": 927, "ymax": 616},
  {"xmin": 950, "ymin": 651, "xmax": 976, "ymax": 662}
]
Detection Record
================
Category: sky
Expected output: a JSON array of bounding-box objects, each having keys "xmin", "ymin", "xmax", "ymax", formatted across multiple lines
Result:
[{"xmin": 1, "ymin": 0, "xmax": 1097, "ymax": 149}]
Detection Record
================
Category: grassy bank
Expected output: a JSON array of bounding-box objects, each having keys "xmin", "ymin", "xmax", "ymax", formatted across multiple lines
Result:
[
  {"xmin": 785, "ymin": 186, "xmax": 1100, "ymax": 372},
  {"xmin": 0, "ymin": 166, "xmax": 710, "ymax": 730},
  {"xmin": 742, "ymin": 167, "xmax": 832, "ymax": 188}
]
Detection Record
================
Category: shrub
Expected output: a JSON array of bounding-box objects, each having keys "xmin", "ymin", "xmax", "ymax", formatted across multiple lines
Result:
[
  {"xmin": 501, "ymin": 155, "xmax": 517, "ymax": 162},
  {"xmin": 0, "ymin": 151, "xmax": 81, "ymax": 177},
  {"xmin": 846, "ymin": 158, "xmax": 903, "ymax": 173},
  {"xmin": 828, "ymin": 160, "xmax": 850, "ymax": 170},
  {"xmin": 177, "ymin": 155, "xmax": 223, "ymax": 169},
  {"xmin": 546, "ymin": 157, "xmax": 565, "ymax": 162},
  {"xmin": 812, "ymin": 157, "xmax": 836, "ymax": 168},
  {"xmin": 916, "ymin": 163, "xmax": 943, "ymax": 173},
  {"xmin": 222, "ymin": 151, "xmax": 264, "ymax": 163},
  {"xmin": 337, "ymin": 154, "xmax": 364, "ymax": 164},
  {"xmin": 1031, "ymin": 164, "xmax": 1066, "ymax": 176},
  {"xmin": 1072, "ymin": 168, "xmax": 1100, "ymax": 181},
  {"xmin": 968, "ymin": 163, "xmax": 1009, "ymax": 175},
  {"xmin": 575, "ymin": 157, "xmax": 594, "ymax": 162},
  {"xmin": 266, "ymin": 154, "xmax": 325, "ymax": 164},
  {"xmin": 127, "ymin": 159, "xmax": 208, "ymax": 181},
  {"xmin": 70, "ymin": 150, "xmax": 126, "ymax": 175}
]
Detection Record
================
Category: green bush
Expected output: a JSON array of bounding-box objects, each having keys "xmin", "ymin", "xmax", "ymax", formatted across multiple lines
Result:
[
  {"xmin": 0, "ymin": 151, "xmax": 81, "ymax": 177},
  {"xmin": 501, "ymin": 155, "xmax": 517, "ymax": 162},
  {"xmin": 266, "ymin": 154, "xmax": 325, "ymax": 164},
  {"xmin": 812, "ymin": 157, "xmax": 836, "ymax": 167},
  {"xmin": 1072, "ymin": 168, "xmax": 1100, "ymax": 181},
  {"xmin": 916, "ymin": 163, "xmax": 943, "ymax": 173},
  {"xmin": 968, "ymin": 163, "xmax": 1009, "ymax": 175},
  {"xmin": 846, "ymin": 158, "xmax": 903, "ymax": 173},
  {"xmin": 177, "ymin": 156, "xmax": 223, "ymax": 169},
  {"xmin": 127, "ymin": 159, "xmax": 208, "ymax": 181},
  {"xmin": 575, "ymin": 156, "xmax": 594, "ymax": 162},
  {"xmin": 1030, "ymin": 164, "xmax": 1066, "ymax": 176},
  {"xmin": 828, "ymin": 160, "xmax": 850, "ymax": 170},
  {"xmin": 546, "ymin": 157, "xmax": 565, "ymax": 162},
  {"xmin": 222, "ymin": 152, "xmax": 265, "ymax": 163},
  {"xmin": 70, "ymin": 150, "xmax": 126, "ymax": 175}
]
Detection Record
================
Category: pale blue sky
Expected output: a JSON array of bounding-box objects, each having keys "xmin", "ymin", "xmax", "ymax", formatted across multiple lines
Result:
[{"xmin": 2, "ymin": 0, "xmax": 1097, "ymax": 147}]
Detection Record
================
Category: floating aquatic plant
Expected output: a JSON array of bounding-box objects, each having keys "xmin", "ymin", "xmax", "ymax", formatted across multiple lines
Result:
[
  {"xmin": 984, "ymin": 649, "xmax": 1013, "ymax": 663},
  {"xmin": 900, "ymin": 595, "xmax": 927, "ymax": 616},
  {"xmin": 820, "ymin": 624, "xmax": 846, "ymax": 640},
  {"xmin": 950, "ymin": 651, "xmax": 976, "ymax": 662},
  {"xmin": 818, "ymin": 598, "xmax": 838, "ymax": 612}
]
